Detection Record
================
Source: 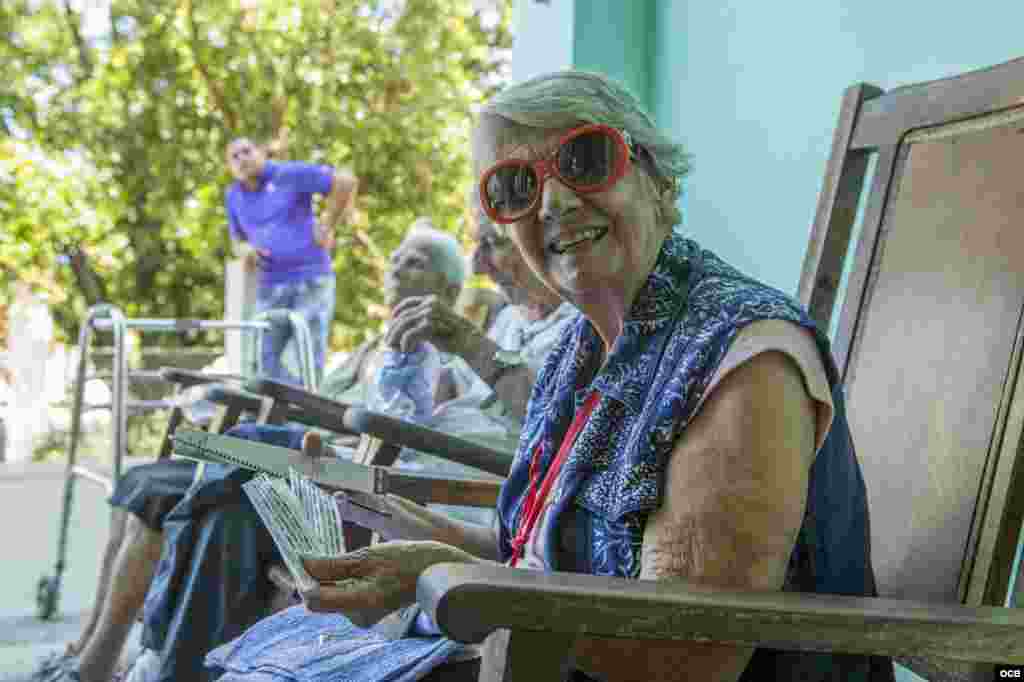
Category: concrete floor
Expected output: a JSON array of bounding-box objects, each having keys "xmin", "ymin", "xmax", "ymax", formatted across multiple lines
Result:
[{"xmin": 0, "ymin": 459, "xmax": 138, "ymax": 681}]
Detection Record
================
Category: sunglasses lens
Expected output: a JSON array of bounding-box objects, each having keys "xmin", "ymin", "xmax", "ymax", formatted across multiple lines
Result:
[
  {"xmin": 556, "ymin": 130, "xmax": 619, "ymax": 186},
  {"xmin": 485, "ymin": 165, "xmax": 538, "ymax": 220}
]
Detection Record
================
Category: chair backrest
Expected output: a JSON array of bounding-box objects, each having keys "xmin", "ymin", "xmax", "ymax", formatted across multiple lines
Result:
[{"xmin": 801, "ymin": 57, "xmax": 1024, "ymax": 679}]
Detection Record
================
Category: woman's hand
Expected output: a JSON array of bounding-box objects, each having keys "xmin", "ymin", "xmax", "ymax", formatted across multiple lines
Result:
[
  {"xmin": 299, "ymin": 540, "xmax": 476, "ymax": 625},
  {"xmin": 385, "ymin": 295, "xmax": 486, "ymax": 358}
]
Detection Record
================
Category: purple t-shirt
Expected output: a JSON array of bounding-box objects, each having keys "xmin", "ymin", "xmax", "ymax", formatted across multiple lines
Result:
[{"xmin": 225, "ymin": 161, "xmax": 334, "ymax": 287}]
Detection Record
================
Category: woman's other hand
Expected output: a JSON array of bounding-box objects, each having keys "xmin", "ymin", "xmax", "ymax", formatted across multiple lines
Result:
[{"xmin": 298, "ymin": 432, "xmax": 437, "ymax": 542}]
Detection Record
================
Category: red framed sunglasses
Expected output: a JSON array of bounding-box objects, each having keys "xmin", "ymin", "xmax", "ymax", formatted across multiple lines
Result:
[{"xmin": 478, "ymin": 123, "xmax": 635, "ymax": 224}]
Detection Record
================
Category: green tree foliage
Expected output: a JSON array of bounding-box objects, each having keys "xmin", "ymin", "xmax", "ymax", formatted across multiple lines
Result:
[{"xmin": 0, "ymin": 0, "xmax": 511, "ymax": 349}]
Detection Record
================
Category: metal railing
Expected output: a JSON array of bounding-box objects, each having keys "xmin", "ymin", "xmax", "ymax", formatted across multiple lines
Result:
[{"xmin": 37, "ymin": 303, "xmax": 317, "ymax": 619}]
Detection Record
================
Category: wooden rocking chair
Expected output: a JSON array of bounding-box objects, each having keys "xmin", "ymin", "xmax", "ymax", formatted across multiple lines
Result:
[{"xmin": 415, "ymin": 57, "xmax": 1024, "ymax": 681}]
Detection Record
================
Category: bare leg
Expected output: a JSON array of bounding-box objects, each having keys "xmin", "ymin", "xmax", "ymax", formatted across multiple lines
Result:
[
  {"xmin": 69, "ymin": 508, "xmax": 129, "ymax": 655},
  {"xmin": 75, "ymin": 514, "xmax": 163, "ymax": 682}
]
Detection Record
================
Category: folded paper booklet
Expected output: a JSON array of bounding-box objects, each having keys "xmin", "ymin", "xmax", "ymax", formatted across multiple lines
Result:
[
  {"xmin": 171, "ymin": 429, "xmax": 387, "ymax": 592},
  {"xmin": 245, "ymin": 472, "xmax": 345, "ymax": 592}
]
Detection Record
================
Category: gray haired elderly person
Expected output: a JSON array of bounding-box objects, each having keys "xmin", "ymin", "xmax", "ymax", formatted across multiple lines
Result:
[
  {"xmin": 327, "ymin": 216, "xmax": 536, "ymax": 422},
  {"xmin": 206, "ymin": 70, "xmax": 891, "ymax": 682},
  {"xmin": 321, "ymin": 217, "xmax": 477, "ymax": 409}
]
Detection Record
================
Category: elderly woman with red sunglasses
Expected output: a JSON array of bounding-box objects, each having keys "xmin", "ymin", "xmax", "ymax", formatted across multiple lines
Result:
[{"xmin": 207, "ymin": 71, "xmax": 893, "ymax": 682}]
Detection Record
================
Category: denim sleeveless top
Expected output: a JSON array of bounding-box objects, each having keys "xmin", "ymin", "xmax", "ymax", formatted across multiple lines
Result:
[{"xmin": 496, "ymin": 233, "xmax": 893, "ymax": 681}]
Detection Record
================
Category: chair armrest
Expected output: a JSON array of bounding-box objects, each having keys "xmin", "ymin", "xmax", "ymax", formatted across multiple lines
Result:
[
  {"xmin": 416, "ymin": 563, "xmax": 1024, "ymax": 664},
  {"xmin": 386, "ymin": 472, "xmax": 502, "ymax": 508},
  {"xmin": 244, "ymin": 376, "xmax": 328, "ymax": 406},
  {"xmin": 160, "ymin": 367, "xmax": 219, "ymax": 388},
  {"xmin": 242, "ymin": 377, "xmax": 353, "ymax": 434},
  {"xmin": 160, "ymin": 366, "xmax": 245, "ymax": 388},
  {"xmin": 202, "ymin": 385, "xmax": 267, "ymax": 413},
  {"xmin": 344, "ymin": 408, "xmax": 514, "ymax": 478},
  {"xmin": 241, "ymin": 383, "xmax": 516, "ymax": 475}
]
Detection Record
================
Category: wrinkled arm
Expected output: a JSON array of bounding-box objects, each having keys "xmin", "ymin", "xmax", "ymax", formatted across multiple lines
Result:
[
  {"xmin": 303, "ymin": 429, "xmax": 501, "ymax": 560},
  {"xmin": 457, "ymin": 331, "xmax": 534, "ymax": 422},
  {"xmin": 340, "ymin": 490, "xmax": 501, "ymax": 561},
  {"xmin": 398, "ymin": 496, "xmax": 501, "ymax": 561},
  {"xmin": 571, "ymin": 351, "xmax": 816, "ymax": 681}
]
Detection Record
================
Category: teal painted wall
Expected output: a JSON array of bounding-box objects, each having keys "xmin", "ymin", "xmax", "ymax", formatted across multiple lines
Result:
[
  {"xmin": 510, "ymin": 0, "xmax": 575, "ymax": 84},
  {"xmin": 644, "ymin": 0, "xmax": 1024, "ymax": 297},
  {"xmin": 572, "ymin": 0, "xmax": 655, "ymax": 113}
]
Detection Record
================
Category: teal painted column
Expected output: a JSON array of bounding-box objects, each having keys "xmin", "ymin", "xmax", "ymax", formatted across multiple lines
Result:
[
  {"xmin": 572, "ymin": 0, "xmax": 655, "ymax": 113},
  {"xmin": 573, "ymin": 1, "xmax": 689, "ymax": 229}
]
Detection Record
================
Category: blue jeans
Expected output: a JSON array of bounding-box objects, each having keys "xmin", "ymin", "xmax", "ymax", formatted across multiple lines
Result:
[{"xmin": 255, "ymin": 275, "xmax": 335, "ymax": 386}]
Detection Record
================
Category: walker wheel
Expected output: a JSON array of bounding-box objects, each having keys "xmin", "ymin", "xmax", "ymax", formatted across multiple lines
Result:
[{"xmin": 36, "ymin": 574, "xmax": 60, "ymax": 621}]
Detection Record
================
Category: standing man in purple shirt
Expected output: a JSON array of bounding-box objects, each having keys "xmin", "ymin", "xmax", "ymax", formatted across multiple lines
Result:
[{"xmin": 224, "ymin": 138, "xmax": 359, "ymax": 384}]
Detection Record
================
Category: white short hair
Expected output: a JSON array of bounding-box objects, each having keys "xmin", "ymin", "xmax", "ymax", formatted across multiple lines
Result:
[{"xmin": 404, "ymin": 217, "xmax": 468, "ymax": 291}]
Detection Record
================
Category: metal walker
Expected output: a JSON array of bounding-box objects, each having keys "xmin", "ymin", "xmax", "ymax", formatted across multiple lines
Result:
[{"xmin": 36, "ymin": 303, "xmax": 317, "ymax": 619}]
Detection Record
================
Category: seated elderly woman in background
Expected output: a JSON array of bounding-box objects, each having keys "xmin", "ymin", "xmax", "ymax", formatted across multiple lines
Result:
[{"xmin": 207, "ymin": 70, "xmax": 893, "ymax": 682}]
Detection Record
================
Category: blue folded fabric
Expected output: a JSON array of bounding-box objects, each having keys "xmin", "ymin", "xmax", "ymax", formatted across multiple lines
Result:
[{"xmin": 205, "ymin": 605, "xmax": 462, "ymax": 682}]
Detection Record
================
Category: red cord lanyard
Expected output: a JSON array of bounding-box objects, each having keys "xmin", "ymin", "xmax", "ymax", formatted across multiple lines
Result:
[{"xmin": 510, "ymin": 391, "xmax": 601, "ymax": 567}]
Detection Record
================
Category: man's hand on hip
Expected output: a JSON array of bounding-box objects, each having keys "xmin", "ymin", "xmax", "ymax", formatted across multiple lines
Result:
[
  {"xmin": 317, "ymin": 167, "xmax": 360, "ymax": 249},
  {"xmin": 237, "ymin": 242, "xmax": 269, "ymax": 271}
]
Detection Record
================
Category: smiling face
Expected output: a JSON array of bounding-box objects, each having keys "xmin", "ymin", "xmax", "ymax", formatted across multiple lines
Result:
[
  {"xmin": 382, "ymin": 235, "xmax": 453, "ymax": 308},
  {"xmin": 225, "ymin": 138, "xmax": 267, "ymax": 185},
  {"xmin": 474, "ymin": 123, "xmax": 668, "ymax": 331}
]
